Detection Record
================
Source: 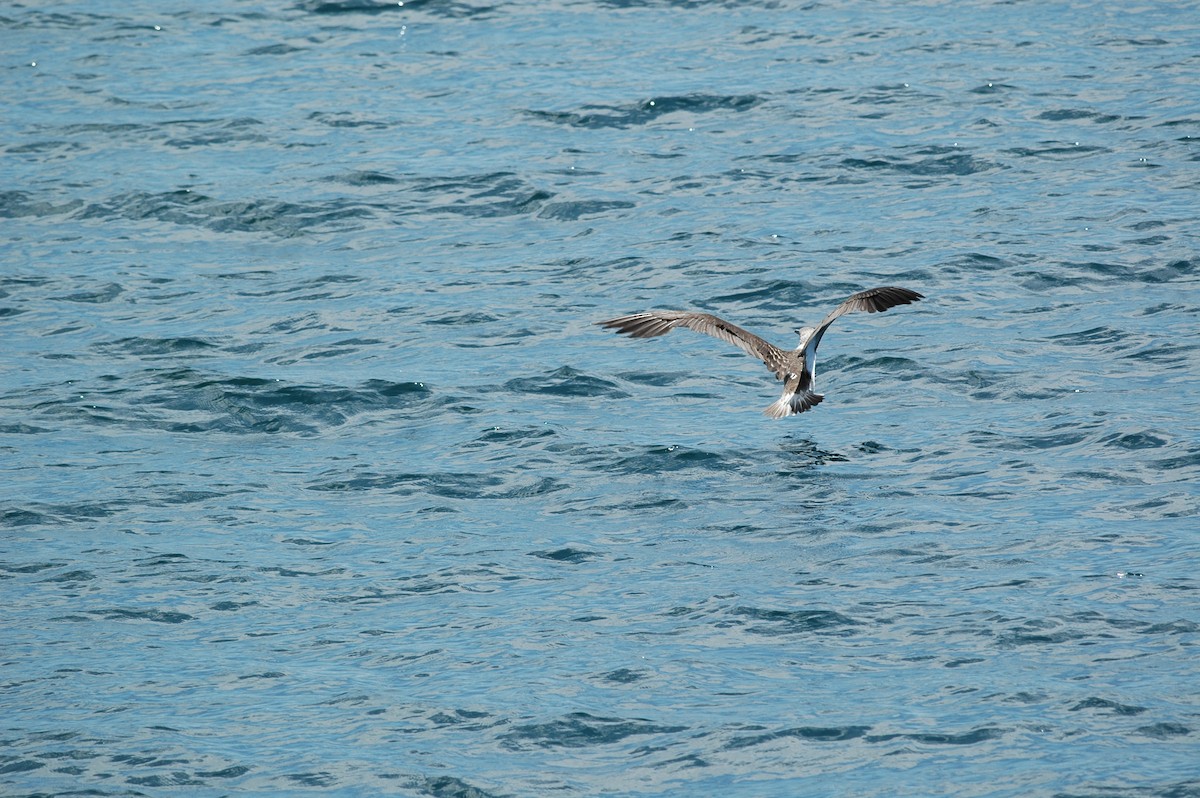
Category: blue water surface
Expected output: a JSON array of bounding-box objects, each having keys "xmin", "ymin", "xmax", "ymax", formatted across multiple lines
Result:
[{"xmin": 2, "ymin": 1, "xmax": 1198, "ymax": 796}]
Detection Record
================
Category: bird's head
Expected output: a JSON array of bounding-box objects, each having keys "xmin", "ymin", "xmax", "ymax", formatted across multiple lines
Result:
[{"xmin": 794, "ymin": 326, "xmax": 816, "ymax": 348}]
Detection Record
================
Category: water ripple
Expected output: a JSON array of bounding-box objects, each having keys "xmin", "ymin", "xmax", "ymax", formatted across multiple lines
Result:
[
  {"xmin": 3, "ymin": 1, "xmax": 1198, "ymax": 795},
  {"xmin": 527, "ymin": 94, "xmax": 762, "ymax": 129},
  {"xmin": 500, "ymin": 713, "xmax": 689, "ymax": 751}
]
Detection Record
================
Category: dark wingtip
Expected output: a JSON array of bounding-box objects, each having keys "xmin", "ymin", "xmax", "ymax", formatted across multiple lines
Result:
[
  {"xmin": 598, "ymin": 315, "xmax": 661, "ymax": 337},
  {"xmin": 869, "ymin": 286, "xmax": 924, "ymax": 312},
  {"xmin": 597, "ymin": 317, "xmax": 633, "ymax": 333}
]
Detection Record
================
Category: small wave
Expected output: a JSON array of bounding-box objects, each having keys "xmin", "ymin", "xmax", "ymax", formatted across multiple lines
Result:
[
  {"xmin": 596, "ymin": 0, "xmax": 770, "ymax": 6},
  {"xmin": 1151, "ymin": 448, "xmax": 1200, "ymax": 474},
  {"xmin": 610, "ymin": 445, "xmax": 737, "ymax": 475},
  {"xmin": 327, "ymin": 170, "xmax": 402, "ymax": 186},
  {"xmin": 41, "ymin": 570, "xmax": 96, "ymax": 583},
  {"xmin": 20, "ymin": 118, "xmax": 266, "ymax": 153},
  {"xmin": 769, "ymin": 438, "xmax": 850, "ymax": 470},
  {"xmin": 1157, "ymin": 116, "xmax": 1200, "ymax": 128},
  {"xmin": 325, "ymin": 581, "xmax": 456, "ymax": 603},
  {"xmin": 242, "ymin": 43, "xmax": 307, "ymax": 56},
  {"xmin": 95, "ymin": 336, "xmax": 219, "ymax": 357},
  {"xmin": 503, "ymin": 366, "xmax": 629, "ymax": 398},
  {"xmin": 1047, "ymin": 325, "xmax": 1122, "ymax": 349},
  {"xmin": 297, "ymin": 0, "xmax": 496, "ymax": 17},
  {"xmin": 239, "ymin": 275, "xmax": 364, "ymax": 303},
  {"xmin": 74, "ymin": 190, "xmax": 376, "ymax": 237},
  {"xmin": 1004, "ymin": 142, "xmax": 1111, "ymax": 159},
  {"xmin": 307, "ymin": 111, "xmax": 388, "ymax": 130},
  {"xmin": 969, "ymin": 82, "xmax": 1018, "ymax": 94},
  {"xmin": 78, "ymin": 370, "xmax": 438, "ymax": 435},
  {"xmin": 427, "ymin": 709, "xmax": 494, "ymax": 728},
  {"xmin": 424, "ymin": 311, "xmax": 501, "ymax": 326},
  {"xmin": 551, "ymin": 493, "xmax": 688, "ymax": 516},
  {"xmin": 707, "ymin": 278, "xmax": 813, "ymax": 310},
  {"xmin": 499, "ymin": 712, "xmax": 687, "ymax": 750},
  {"xmin": 1070, "ymin": 697, "xmax": 1148, "ymax": 715},
  {"xmin": 1121, "ymin": 342, "xmax": 1190, "ymax": 367},
  {"xmin": 1136, "ymin": 722, "xmax": 1192, "ymax": 739},
  {"xmin": 412, "ymin": 776, "xmax": 503, "ymax": 798},
  {"xmin": 529, "ymin": 547, "xmax": 600, "ymax": 564},
  {"xmin": 1028, "ymin": 258, "xmax": 1196, "ymax": 287},
  {"xmin": 410, "ymin": 172, "xmax": 553, "ymax": 218},
  {"xmin": 1100, "ymin": 37, "xmax": 1169, "ymax": 47},
  {"xmin": 50, "ymin": 283, "xmax": 124, "ymax": 304},
  {"xmin": 725, "ymin": 725, "xmax": 871, "ymax": 750},
  {"xmin": 1037, "ymin": 108, "xmax": 1123, "ymax": 124},
  {"xmin": 996, "ymin": 616, "xmax": 1095, "ymax": 648},
  {"xmin": 0, "ymin": 561, "xmax": 65, "ymax": 575},
  {"xmin": 867, "ymin": 727, "xmax": 1005, "ymax": 746},
  {"xmin": 850, "ymin": 83, "xmax": 927, "ymax": 106},
  {"xmin": 841, "ymin": 355, "xmax": 922, "ymax": 374},
  {"xmin": 1102, "ymin": 431, "xmax": 1168, "ymax": 450},
  {"xmin": 1092, "ymin": 492, "xmax": 1197, "ymax": 520},
  {"xmin": 614, "ymin": 370, "xmax": 690, "ymax": 387},
  {"xmin": 948, "ymin": 252, "xmax": 1014, "ymax": 272},
  {"xmin": 57, "ymin": 121, "xmax": 155, "ymax": 136},
  {"xmin": 87, "ymin": 608, "xmax": 195, "ymax": 624},
  {"xmin": 926, "ymin": 368, "xmax": 1009, "ymax": 392},
  {"xmin": 972, "ymin": 428, "xmax": 1092, "ymax": 452},
  {"xmin": 537, "ymin": 200, "xmax": 636, "ymax": 221},
  {"xmin": 466, "ymin": 426, "xmax": 557, "ymax": 448},
  {"xmin": 8, "ymin": 139, "xmax": 86, "ymax": 156},
  {"xmin": 597, "ymin": 669, "xmax": 645, "ymax": 685},
  {"xmin": 526, "ymin": 94, "xmax": 761, "ymax": 129},
  {"xmin": 0, "ymin": 190, "xmax": 83, "ymax": 219},
  {"xmin": 1, "ymin": 500, "xmax": 127, "ymax": 527},
  {"xmin": 308, "ymin": 469, "xmax": 564, "ymax": 499},
  {"xmin": 723, "ymin": 723, "xmax": 1005, "ymax": 752},
  {"xmin": 841, "ymin": 152, "xmax": 1000, "ymax": 176},
  {"xmin": 163, "ymin": 117, "xmax": 267, "ymax": 149},
  {"xmin": 1139, "ymin": 258, "xmax": 1195, "ymax": 283},
  {"xmin": 391, "ymin": 174, "xmax": 635, "ymax": 221},
  {"xmin": 727, "ymin": 606, "xmax": 860, "ymax": 636},
  {"xmin": 297, "ymin": 0, "xmax": 398, "ymax": 11},
  {"xmin": 293, "ymin": 338, "xmax": 385, "ymax": 361}
]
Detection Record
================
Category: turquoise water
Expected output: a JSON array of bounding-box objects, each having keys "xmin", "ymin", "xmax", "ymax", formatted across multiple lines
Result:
[{"xmin": 2, "ymin": 2, "xmax": 1198, "ymax": 796}]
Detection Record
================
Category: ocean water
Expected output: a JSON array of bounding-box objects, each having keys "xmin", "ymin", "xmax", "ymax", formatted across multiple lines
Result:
[{"xmin": 2, "ymin": 1, "xmax": 1198, "ymax": 796}]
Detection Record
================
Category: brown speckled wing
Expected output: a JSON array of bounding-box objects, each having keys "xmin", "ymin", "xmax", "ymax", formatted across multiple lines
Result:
[
  {"xmin": 808, "ymin": 287, "xmax": 923, "ymax": 353},
  {"xmin": 598, "ymin": 312, "xmax": 791, "ymax": 379}
]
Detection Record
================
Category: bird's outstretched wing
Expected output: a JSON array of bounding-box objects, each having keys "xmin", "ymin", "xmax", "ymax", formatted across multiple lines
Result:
[
  {"xmin": 597, "ymin": 311, "xmax": 792, "ymax": 379},
  {"xmin": 807, "ymin": 286, "xmax": 924, "ymax": 355}
]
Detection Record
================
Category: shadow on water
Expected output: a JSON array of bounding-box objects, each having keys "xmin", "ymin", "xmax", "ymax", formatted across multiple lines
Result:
[{"xmin": 775, "ymin": 436, "xmax": 850, "ymax": 471}]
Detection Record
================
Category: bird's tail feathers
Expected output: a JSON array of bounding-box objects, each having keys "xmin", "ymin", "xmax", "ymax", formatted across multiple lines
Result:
[{"xmin": 764, "ymin": 390, "xmax": 824, "ymax": 419}]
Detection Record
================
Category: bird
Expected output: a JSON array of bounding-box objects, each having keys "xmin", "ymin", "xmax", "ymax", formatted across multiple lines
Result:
[{"xmin": 597, "ymin": 286, "xmax": 923, "ymax": 418}]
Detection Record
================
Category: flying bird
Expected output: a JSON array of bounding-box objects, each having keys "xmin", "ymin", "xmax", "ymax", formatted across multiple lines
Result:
[{"xmin": 597, "ymin": 286, "xmax": 923, "ymax": 418}]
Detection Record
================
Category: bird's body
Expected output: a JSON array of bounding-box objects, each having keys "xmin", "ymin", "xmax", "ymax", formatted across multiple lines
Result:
[{"xmin": 597, "ymin": 286, "xmax": 923, "ymax": 418}]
